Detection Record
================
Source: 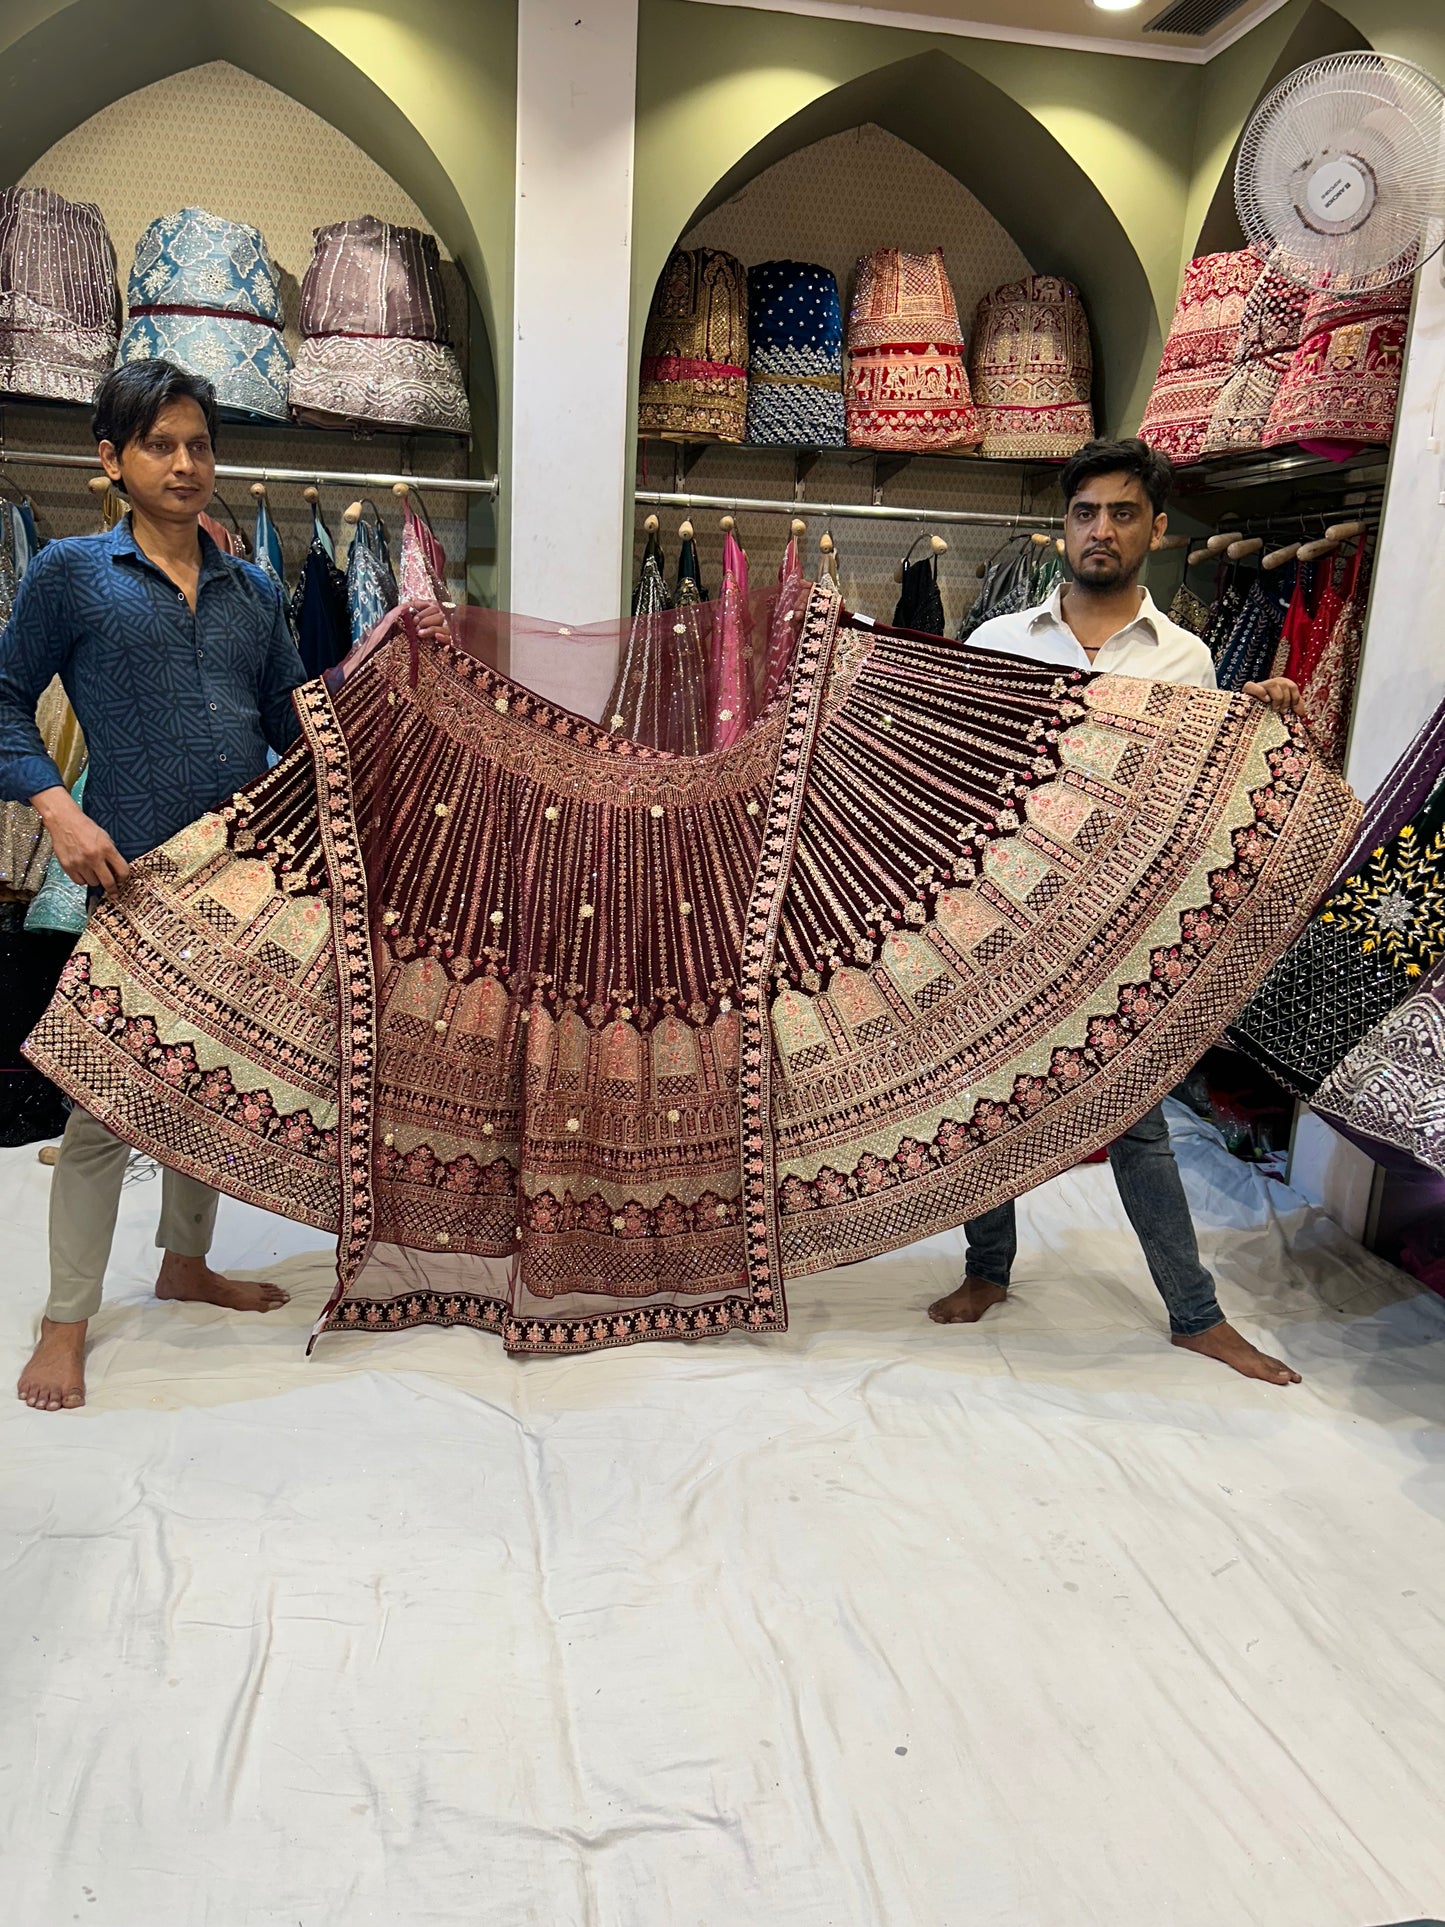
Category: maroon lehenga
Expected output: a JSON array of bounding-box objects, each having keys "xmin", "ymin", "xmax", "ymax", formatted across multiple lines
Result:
[{"xmin": 27, "ymin": 584, "xmax": 1359, "ymax": 1355}]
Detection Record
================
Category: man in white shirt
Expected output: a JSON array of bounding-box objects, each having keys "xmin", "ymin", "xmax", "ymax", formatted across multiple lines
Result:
[{"xmin": 928, "ymin": 438, "xmax": 1305, "ymax": 1385}]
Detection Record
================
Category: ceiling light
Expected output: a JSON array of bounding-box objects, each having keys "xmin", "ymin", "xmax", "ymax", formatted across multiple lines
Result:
[{"xmin": 1089, "ymin": 0, "xmax": 1145, "ymax": 12}]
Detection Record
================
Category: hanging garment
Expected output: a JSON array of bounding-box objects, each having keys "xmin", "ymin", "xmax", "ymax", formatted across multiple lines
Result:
[
  {"xmin": 0, "ymin": 187, "xmax": 119, "ymax": 406},
  {"xmin": 289, "ymin": 217, "xmax": 470, "ymax": 435},
  {"xmin": 0, "ymin": 503, "xmax": 87, "ymax": 895},
  {"xmin": 1201, "ymin": 567, "xmax": 1247, "ymax": 665},
  {"xmin": 27, "ymin": 583, "xmax": 1359, "ymax": 1356},
  {"xmin": 675, "ymin": 528, "xmax": 706, "ymax": 605},
  {"xmin": 24, "ymin": 769, "xmax": 88, "ymax": 938},
  {"xmin": 608, "ymin": 527, "xmax": 677, "ymax": 744},
  {"xmin": 711, "ymin": 529, "xmax": 752, "ymax": 750},
  {"xmin": 638, "ymin": 248, "xmax": 748, "ymax": 442},
  {"xmin": 1214, "ymin": 568, "xmax": 1293, "ymax": 692},
  {"xmin": 198, "ymin": 512, "xmax": 243, "ymax": 557},
  {"xmin": 291, "ymin": 506, "xmax": 349, "ymax": 680},
  {"xmin": 630, "ymin": 524, "xmax": 670, "ymax": 619},
  {"xmin": 345, "ymin": 507, "xmax": 399, "ymax": 649},
  {"xmin": 893, "ymin": 550, "xmax": 946, "ymax": 634},
  {"xmin": 1167, "ymin": 583, "xmax": 1211, "ymax": 637},
  {"xmin": 9, "ymin": 498, "xmax": 38, "ymax": 578},
  {"xmin": 1285, "ymin": 550, "xmax": 1347, "ymax": 689},
  {"xmin": 118, "ymin": 209, "xmax": 292, "ymax": 423},
  {"xmin": 1229, "ymin": 695, "xmax": 1445, "ymax": 1096},
  {"xmin": 664, "ymin": 529, "xmax": 713, "ymax": 755},
  {"xmin": 846, "ymin": 248, "xmax": 979, "ymax": 454},
  {"xmin": 760, "ymin": 534, "xmax": 805, "ymax": 710},
  {"xmin": 253, "ymin": 494, "xmax": 286, "ymax": 596},
  {"xmin": 1298, "ymin": 541, "xmax": 1368, "ymax": 772},
  {"xmin": 968, "ymin": 275, "xmax": 1093, "ymax": 459},
  {"xmin": 397, "ymin": 500, "xmax": 449, "ymax": 603},
  {"xmin": 744, "ymin": 261, "xmax": 845, "ymax": 448},
  {"xmin": 1201, "ymin": 257, "xmax": 1311, "ymax": 455},
  {"xmin": 956, "ymin": 542, "xmax": 1034, "ymax": 643},
  {"xmin": 1312, "ymin": 956, "xmax": 1445, "ymax": 1180},
  {"xmin": 1137, "ymin": 251, "xmax": 1264, "ymax": 462},
  {"xmin": 0, "ymin": 900, "xmax": 74, "ymax": 1145},
  {"xmin": 1264, "ymin": 284, "xmax": 1409, "ymax": 456}
]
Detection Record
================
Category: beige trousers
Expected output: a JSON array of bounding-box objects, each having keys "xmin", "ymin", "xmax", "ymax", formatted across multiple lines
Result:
[{"xmin": 46, "ymin": 1107, "xmax": 219, "ymax": 1323}]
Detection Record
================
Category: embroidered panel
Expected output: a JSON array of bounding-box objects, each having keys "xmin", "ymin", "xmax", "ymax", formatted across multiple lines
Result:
[
  {"xmin": 1312, "ymin": 969, "xmax": 1445, "ymax": 1180},
  {"xmin": 1229, "ymin": 766, "xmax": 1445, "ymax": 1096},
  {"xmin": 27, "ymin": 588, "xmax": 1360, "ymax": 1355}
]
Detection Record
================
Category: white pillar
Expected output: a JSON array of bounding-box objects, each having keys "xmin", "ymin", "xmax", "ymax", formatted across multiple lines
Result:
[
  {"xmin": 1287, "ymin": 264, "xmax": 1445, "ymax": 1220},
  {"xmin": 511, "ymin": 0, "xmax": 638, "ymax": 626},
  {"xmin": 1343, "ymin": 266, "xmax": 1445, "ymax": 798}
]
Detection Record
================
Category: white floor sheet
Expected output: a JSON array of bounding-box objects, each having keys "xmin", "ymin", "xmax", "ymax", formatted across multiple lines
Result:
[{"xmin": 2, "ymin": 1102, "xmax": 1443, "ymax": 1927}]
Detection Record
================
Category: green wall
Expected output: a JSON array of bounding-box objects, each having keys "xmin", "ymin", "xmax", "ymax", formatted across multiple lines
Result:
[
  {"xmin": 635, "ymin": 0, "xmax": 1202, "ymax": 435},
  {"xmin": 0, "ymin": 0, "xmax": 516, "ymax": 592},
  {"xmin": 634, "ymin": 0, "xmax": 1444, "ymax": 443}
]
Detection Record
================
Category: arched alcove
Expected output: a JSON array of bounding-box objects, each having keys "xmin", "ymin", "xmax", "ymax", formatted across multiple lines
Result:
[
  {"xmin": 10, "ymin": 60, "xmax": 488, "ymax": 584},
  {"xmin": 0, "ymin": 0, "xmax": 514, "ymax": 474},
  {"xmin": 641, "ymin": 50, "xmax": 1163, "ymax": 437}
]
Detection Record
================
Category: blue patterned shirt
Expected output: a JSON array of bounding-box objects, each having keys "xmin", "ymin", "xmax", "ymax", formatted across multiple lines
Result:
[{"xmin": 0, "ymin": 518, "xmax": 307, "ymax": 860}]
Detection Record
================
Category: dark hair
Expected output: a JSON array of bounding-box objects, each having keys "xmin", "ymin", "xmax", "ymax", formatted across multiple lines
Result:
[
  {"xmin": 91, "ymin": 360, "xmax": 219, "ymax": 455},
  {"xmin": 1059, "ymin": 437, "xmax": 1173, "ymax": 517}
]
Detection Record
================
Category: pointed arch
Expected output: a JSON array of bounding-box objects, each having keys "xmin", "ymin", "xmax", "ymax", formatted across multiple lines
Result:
[
  {"xmin": 0, "ymin": 0, "xmax": 515, "ymax": 466},
  {"xmin": 635, "ymin": 49, "xmax": 1163, "ymax": 435}
]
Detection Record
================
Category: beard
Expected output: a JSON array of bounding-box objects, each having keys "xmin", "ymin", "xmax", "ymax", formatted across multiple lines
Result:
[{"xmin": 1072, "ymin": 549, "xmax": 1132, "ymax": 588}]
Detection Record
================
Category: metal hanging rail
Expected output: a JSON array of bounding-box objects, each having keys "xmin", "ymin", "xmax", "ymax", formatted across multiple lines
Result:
[
  {"xmin": 0, "ymin": 446, "xmax": 499, "ymax": 496},
  {"xmin": 635, "ymin": 488, "xmax": 1062, "ymax": 530}
]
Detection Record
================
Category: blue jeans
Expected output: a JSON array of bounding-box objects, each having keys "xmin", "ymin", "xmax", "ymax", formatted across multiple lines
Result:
[{"xmin": 963, "ymin": 1104, "xmax": 1224, "ymax": 1337}]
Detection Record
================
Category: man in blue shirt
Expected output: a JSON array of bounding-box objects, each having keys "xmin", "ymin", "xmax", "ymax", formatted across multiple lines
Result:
[{"xmin": 2, "ymin": 361, "xmax": 442, "ymax": 1411}]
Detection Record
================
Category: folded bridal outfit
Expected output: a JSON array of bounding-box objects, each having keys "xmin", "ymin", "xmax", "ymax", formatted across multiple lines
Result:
[
  {"xmin": 0, "ymin": 186, "xmax": 119, "ymax": 405},
  {"xmin": 288, "ymin": 216, "xmax": 470, "ymax": 435},
  {"xmin": 118, "ymin": 208, "xmax": 293, "ymax": 422},
  {"xmin": 967, "ymin": 274, "xmax": 1094, "ymax": 459},
  {"xmin": 28, "ymin": 584, "xmax": 1358, "ymax": 1357},
  {"xmin": 637, "ymin": 246, "xmax": 749, "ymax": 442},
  {"xmin": 845, "ymin": 247, "xmax": 980, "ymax": 452},
  {"xmin": 1138, "ymin": 250, "xmax": 1263, "ymax": 462}
]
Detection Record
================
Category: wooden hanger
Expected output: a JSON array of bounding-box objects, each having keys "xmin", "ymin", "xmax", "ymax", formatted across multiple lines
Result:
[
  {"xmin": 1297, "ymin": 534, "xmax": 1341, "ymax": 562},
  {"xmin": 1226, "ymin": 537, "xmax": 1263, "ymax": 560}
]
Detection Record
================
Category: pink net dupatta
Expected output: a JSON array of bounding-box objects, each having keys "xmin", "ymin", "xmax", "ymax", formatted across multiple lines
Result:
[
  {"xmin": 28, "ymin": 584, "xmax": 1361, "ymax": 1357},
  {"xmin": 711, "ymin": 529, "xmax": 753, "ymax": 750},
  {"xmin": 397, "ymin": 498, "xmax": 448, "ymax": 602}
]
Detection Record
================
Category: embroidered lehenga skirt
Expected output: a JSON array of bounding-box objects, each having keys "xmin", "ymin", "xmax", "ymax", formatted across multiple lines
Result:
[{"xmin": 27, "ymin": 586, "xmax": 1358, "ymax": 1356}]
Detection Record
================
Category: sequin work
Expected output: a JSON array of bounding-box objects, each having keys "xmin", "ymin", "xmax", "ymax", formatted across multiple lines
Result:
[{"xmin": 27, "ymin": 588, "xmax": 1359, "ymax": 1355}]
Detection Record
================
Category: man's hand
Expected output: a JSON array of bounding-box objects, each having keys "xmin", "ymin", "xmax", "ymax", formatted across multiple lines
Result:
[
  {"xmin": 1242, "ymin": 676, "xmax": 1303, "ymax": 717},
  {"xmin": 405, "ymin": 598, "xmax": 452, "ymax": 642},
  {"xmin": 31, "ymin": 786, "xmax": 130, "ymax": 890}
]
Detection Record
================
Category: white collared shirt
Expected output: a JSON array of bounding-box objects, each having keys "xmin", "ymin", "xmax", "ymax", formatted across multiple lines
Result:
[{"xmin": 967, "ymin": 583, "xmax": 1218, "ymax": 689}]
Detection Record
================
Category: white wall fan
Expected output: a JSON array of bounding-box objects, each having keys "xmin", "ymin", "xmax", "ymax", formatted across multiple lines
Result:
[{"xmin": 1235, "ymin": 51, "xmax": 1445, "ymax": 293}]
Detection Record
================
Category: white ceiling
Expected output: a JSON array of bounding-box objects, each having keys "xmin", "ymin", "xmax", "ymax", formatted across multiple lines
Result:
[{"xmin": 686, "ymin": 0, "xmax": 1292, "ymax": 61}]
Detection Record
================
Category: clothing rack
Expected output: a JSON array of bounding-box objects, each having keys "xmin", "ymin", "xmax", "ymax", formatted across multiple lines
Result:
[
  {"xmin": 0, "ymin": 446, "xmax": 499, "ymax": 497},
  {"xmin": 634, "ymin": 488, "xmax": 1063, "ymax": 531}
]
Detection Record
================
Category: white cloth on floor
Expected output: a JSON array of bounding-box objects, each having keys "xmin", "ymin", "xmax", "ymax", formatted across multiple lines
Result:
[{"xmin": 2, "ymin": 1102, "xmax": 1443, "ymax": 1926}]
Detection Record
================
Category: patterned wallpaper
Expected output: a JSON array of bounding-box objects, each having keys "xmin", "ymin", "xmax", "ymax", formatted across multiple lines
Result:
[
  {"xmin": 685, "ymin": 123, "xmax": 1031, "ymax": 348},
  {"xmin": 11, "ymin": 61, "xmax": 471, "ymax": 591},
  {"xmin": 636, "ymin": 124, "xmax": 1063, "ymax": 630}
]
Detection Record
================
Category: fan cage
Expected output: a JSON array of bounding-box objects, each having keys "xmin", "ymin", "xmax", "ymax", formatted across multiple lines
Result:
[{"xmin": 1236, "ymin": 51, "xmax": 1445, "ymax": 294}]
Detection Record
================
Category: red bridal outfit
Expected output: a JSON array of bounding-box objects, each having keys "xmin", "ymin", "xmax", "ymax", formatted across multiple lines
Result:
[{"xmin": 29, "ymin": 583, "xmax": 1358, "ymax": 1355}]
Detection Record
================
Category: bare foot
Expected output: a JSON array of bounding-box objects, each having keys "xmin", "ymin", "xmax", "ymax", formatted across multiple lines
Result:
[
  {"xmin": 17, "ymin": 1317, "xmax": 88, "ymax": 1411},
  {"xmin": 1172, "ymin": 1321, "xmax": 1300, "ymax": 1385},
  {"xmin": 154, "ymin": 1252, "xmax": 289, "ymax": 1314},
  {"xmin": 927, "ymin": 1276, "xmax": 1009, "ymax": 1324}
]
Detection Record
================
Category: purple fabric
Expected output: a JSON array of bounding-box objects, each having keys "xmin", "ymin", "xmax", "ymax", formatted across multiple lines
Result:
[{"xmin": 1335, "ymin": 692, "xmax": 1445, "ymax": 886}]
